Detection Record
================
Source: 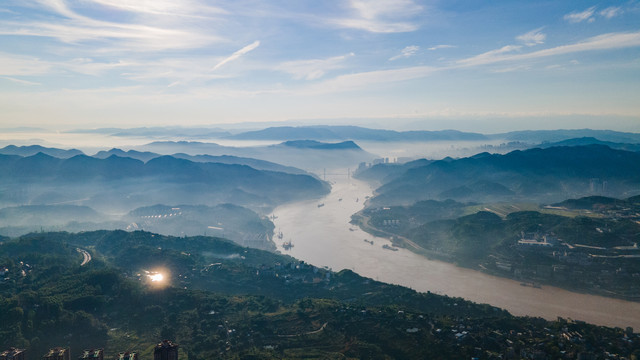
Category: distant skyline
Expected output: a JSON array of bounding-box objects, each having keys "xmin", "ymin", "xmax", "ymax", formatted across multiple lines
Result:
[{"xmin": 1, "ymin": 0, "xmax": 639, "ymax": 132}]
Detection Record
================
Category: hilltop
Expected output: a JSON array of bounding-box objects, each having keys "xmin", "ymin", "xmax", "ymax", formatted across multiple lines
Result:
[
  {"xmin": 0, "ymin": 153, "xmax": 329, "ymax": 213},
  {"xmin": 366, "ymin": 145, "xmax": 640, "ymax": 206}
]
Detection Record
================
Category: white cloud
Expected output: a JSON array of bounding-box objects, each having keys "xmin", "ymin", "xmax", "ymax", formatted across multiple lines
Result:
[
  {"xmin": 389, "ymin": 45, "xmax": 419, "ymax": 61},
  {"xmin": 544, "ymin": 64, "xmax": 562, "ymax": 70},
  {"xmin": 331, "ymin": 18, "xmax": 418, "ymax": 33},
  {"xmin": 456, "ymin": 45, "xmax": 522, "ymax": 67},
  {"xmin": 0, "ymin": 0, "xmax": 224, "ymax": 54},
  {"xmin": 0, "ymin": 50, "xmax": 232, "ymax": 86},
  {"xmin": 516, "ymin": 28, "xmax": 546, "ymax": 46},
  {"xmin": 63, "ymin": 57, "xmax": 131, "ymax": 76},
  {"xmin": 212, "ymin": 41, "xmax": 261, "ymax": 71},
  {"xmin": 457, "ymin": 31, "xmax": 640, "ymax": 67},
  {"xmin": 0, "ymin": 53, "xmax": 49, "ymax": 77},
  {"xmin": 564, "ymin": 7, "xmax": 596, "ymax": 23},
  {"xmin": 600, "ymin": 6, "xmax": 623, "ymax": 19},
  {"xmin": 0, "ymin": 20, "xmax": 220, "ymax": 52},
  {"xmin": 121, "ymin": 58, "xmax": 231, "ymax": 83},
  {"xmin": 491, "ymin": 64, "xmax": 531, "ymax": 73},
  {"xmin": 85, "ymin": 0, "xmax": 227, "ymax": 17},
  {"xmin": 0, "ymin": 76, "xmax": 41, "ymax": 86},
  {"xmin": 278, "ymin": 53, "xmax": 354, "ymax": 80},
  {"xmin": 331, "ymin": 0, "xmax": 422, "ymax": 33},
  {"xmin": 349, "ymin": 0, "xmax": 421, "ymax": 20},
  {"xmin": 428, "ymin": 45, "xmax": 455, "ymax": 51},
  {"xmin": 306, "ymin": 65, "xmax": 439, "ymax": 94}
]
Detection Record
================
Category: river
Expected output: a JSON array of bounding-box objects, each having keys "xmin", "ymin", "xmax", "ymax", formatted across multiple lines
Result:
[{"xmin": 271, "ymin": 174, "xmax": 640, "ymax": 330}]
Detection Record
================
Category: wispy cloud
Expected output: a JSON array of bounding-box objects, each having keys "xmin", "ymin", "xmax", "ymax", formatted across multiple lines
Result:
[
  {"xmin": 349, "ymin": 0, "xmax": 422, "ymax": 20},
  {"xmin": 389, "ymin": 45, "xmax": 419, "ymax": 61},
  {"xmin": 0, "ymin": 53, "xmax": 52, "ymax": 76},
  {"xmin": 306, "ymin": 65, "xmax": 439, "ymax": 94},
  {"xmin": 564, "ymin": 7, "xmax": 596, "ymax": 23},
  {"xmin": 0, "ymin": 0, "xmax": 224, "ymax": 53},
  {"xmin": 564, "ymin": 5, "xmax": 625, "ymax": 23},
  {"xmin": 0, "ymin": 76, "xmax": 41, "ymax": 86},
  {"xmin": 491, "ymin": 64, "xmax": 531, "ymax": 73},
  {"xmin": 457, "ymin": 45, "xmax": 522, "ymax": 67},
  {"xmin": 599, "ymin": 6, "xmax": 623, "ymax": 19},
  {"xmin": 86, "ymin": 0, "xmax": 227, "ymax": 18},
  {"xmin": 457, "ymin": 31, "xmax": 640, "ymax": 67},
  {"xmin": 212, "ymin": 41, "xmax": 261, "ymax": 71},
  {"xmin": 0, "ymin": 51, "xmax": 136, "ymax": 79},
  {"xmin": 63, "ymin": 57, "xmax": 131, "ymax": 76},
  {"xmin": 331, "ymin": 0, "xmax": 422, "ymax": 33},
  {"xmin": 277, "ymin": 53, "xmax": 355, "ymax": 80},
  {"xmin": 516, "ymin": 28, "xmax": 546, "ymax": 46},
  {"xmin": 428, "ymin": 44, "xmax": 455, "ymax": 51}
]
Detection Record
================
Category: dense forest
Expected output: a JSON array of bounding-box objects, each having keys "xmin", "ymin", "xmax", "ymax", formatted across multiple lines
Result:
[{"xmin": 1, "ymin": 231, "xmax": 639, "ymax": 359}]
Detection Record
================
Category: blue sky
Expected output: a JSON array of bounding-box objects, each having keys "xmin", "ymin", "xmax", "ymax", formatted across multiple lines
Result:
[{"xmin": 0, "ymin": 0, "xmax": 639, "ymax": 132}]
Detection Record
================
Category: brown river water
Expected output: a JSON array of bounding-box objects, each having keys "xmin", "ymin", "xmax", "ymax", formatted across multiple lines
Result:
[{"xmin": 272, "ymin": 175, "xmax": 640, "ymax": 330}]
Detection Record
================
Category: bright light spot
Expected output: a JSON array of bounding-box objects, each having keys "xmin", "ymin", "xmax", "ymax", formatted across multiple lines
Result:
[
  {"xmin": 149, "ymin": 273, "xmax": 164, "ymax": 282},
  {"xmin": 143, "ymin": 269, "xmax": 170, "ymax": 289}
]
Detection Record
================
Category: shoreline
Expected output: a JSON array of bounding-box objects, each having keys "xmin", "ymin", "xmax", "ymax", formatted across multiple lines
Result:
[
  {"xmin": 352, "ymin": 209, "xmax": 640, "ymax": 303},
  {"xmin": 271, "ymin": 174, "xmax": 640, "ymax": 330}
]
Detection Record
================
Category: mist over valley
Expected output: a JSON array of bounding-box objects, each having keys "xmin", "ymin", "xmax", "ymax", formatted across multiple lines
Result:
[{"xmin": 2, "ymin": 1, "xmax": 640, "ymax": 356}]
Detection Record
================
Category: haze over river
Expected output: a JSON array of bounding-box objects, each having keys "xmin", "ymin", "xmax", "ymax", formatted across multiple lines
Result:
[{"xmin": 272, "ymin": 173, "xmax": 640, "ymax": 330}]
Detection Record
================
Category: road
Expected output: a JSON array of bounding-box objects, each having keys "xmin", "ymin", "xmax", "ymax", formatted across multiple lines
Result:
[{"xmin": 77, "ymin": 248, "xmax": 91, "ymax": 266}]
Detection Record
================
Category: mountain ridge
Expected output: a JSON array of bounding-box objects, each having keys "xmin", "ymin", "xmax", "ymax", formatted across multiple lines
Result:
[{"xmin": 369, "ymin": 145, "xmax": 640, "ymax": 206}]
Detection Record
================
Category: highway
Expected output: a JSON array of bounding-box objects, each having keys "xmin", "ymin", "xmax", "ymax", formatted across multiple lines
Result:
[{"xmin": 77, "ymin": 248, "xmax": 92, "ymax": 266}]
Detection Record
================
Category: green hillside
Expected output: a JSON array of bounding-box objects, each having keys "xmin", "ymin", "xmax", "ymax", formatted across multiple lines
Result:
[{"xmin": 2, "ymin": 231, "xmax": 638, "ymax": 359}]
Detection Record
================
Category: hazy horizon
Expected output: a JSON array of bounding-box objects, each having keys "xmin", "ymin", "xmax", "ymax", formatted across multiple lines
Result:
[
  {"xmin": 2, "ymin": 114, "xmax": 640, "ymax": 134},
  {"xmin": 1, "ymin": 1, "xmax": 639, "ymax": 131}
]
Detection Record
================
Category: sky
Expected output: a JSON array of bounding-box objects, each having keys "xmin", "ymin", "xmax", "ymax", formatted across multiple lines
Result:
[{"xmin": 1, "ymin": 0, "xmax": 639, "ymax": 132}]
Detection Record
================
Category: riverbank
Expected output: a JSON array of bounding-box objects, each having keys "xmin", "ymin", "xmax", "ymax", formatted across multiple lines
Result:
[
  {"xmin": 352, "ymin": 206, "xmax": 640, "ymax": 303},
  {"xmin": 271, "ymin": 174, "xmax": 640, "ymax": 330}
]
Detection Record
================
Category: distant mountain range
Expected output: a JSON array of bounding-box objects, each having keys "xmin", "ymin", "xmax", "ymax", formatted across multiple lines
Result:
[
  {"xmin": 491, "ymin": 129, "xmax": 640, "ymax": 144},
  {"xmin": 67, "ymin": 125, "xmax": 640, "ymax": 144},
  {"xmin": 0, "ymin": 153, "xmax": 329, "ymax": 213},
  {"xmin": 93, "ymin": 148, "xmax": 307, "ymax": 175},
  {"xmin": 280, "ymin": 140, "xmax": 362, "ymax": 150},
  {"xmin": 368, "ymin": 145, "xmax": 640, "ymax": 206},
  {"xmin": 538, "ymin": 137, "xmax": 640, "ymax": 152},
  {"xmin": 138, "ymin": 140, "xmax": 376, "ymax": 171},
  {"xmin": 227, "ymin": 125, "xmax": 488, "ymax": 141},
  {"xmin": 0, "ymin": 145, "xmax": 83, "ymax": 158},
  {"xmin": 68, "ymin": 126, "xmax": 232, "ymax": 139}
]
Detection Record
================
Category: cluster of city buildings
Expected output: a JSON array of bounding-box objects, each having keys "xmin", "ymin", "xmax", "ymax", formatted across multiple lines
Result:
[{"xmin": 0, "ymin": 340, "xmax": 178, "ymax": 360}]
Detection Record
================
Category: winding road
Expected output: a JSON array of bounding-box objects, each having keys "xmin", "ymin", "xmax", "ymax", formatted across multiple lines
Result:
[{"xmin": 77, "ymin": 248, "xmax": 91, "ymax": 266}]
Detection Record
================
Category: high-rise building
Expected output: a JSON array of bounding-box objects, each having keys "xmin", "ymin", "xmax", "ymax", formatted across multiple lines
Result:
[
  {"xmin": 114, "ymin": 353, "xmax": 137, "ymax": 360},
  {"xmin": 43, "ymin": 347, "xmax": 70, "ymax": 360},
  {"xmin": 0, "ymin": 348, "xmax": 26, "ymax": 360},
  {"xmin": 79, "ymin": 349, "xmax": 103, "ymax": 360},
  {"xmin": 153, "ymin": 340, "xmax": 178, "ymax": 360}
]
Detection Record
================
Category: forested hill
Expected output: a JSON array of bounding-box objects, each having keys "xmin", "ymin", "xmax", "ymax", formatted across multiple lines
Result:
[
  {"xmin": 93, "ymin": 148, "xmax": 308, "ymax": 175},
  {"xmin": 0, "ymin": 153, "xmax": 329, "ymax": 212},
  {"xmin": 1, "ymin": 230, "xmax": 637, "ymax": 359},
  {"xmin": 369, "ymin": 145, "xmax": 640, "ymax": 206}
]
